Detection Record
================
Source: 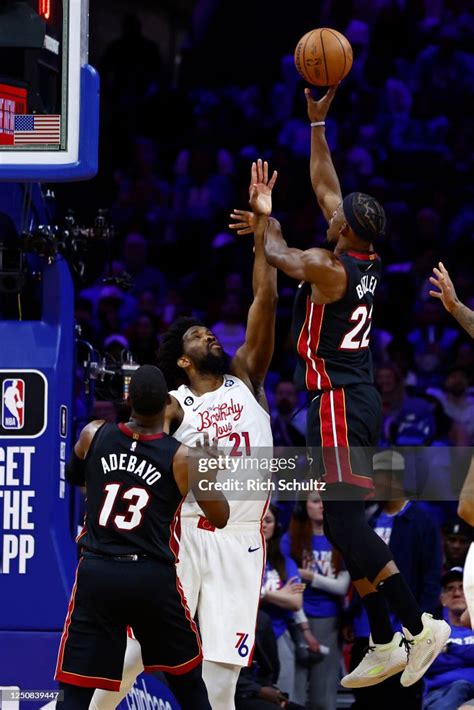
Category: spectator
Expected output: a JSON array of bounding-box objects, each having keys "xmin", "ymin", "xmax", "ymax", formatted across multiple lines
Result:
[
  {"xmin": 442, "ymin": 520, "xmax": 472, "ymax": 570},
  {"xmin": 424, "ymin": 568, "xmax": 474, "ymax": 710},
  {"xmin": 271, "ymin": 381, "xmax": 306, "ymax": 447},
  {"xmin": 375, "ymin": 363, "xmax": 436, "ymax": 445},
  {"xmin": 427, "ymin": 368, "xmax": 474, "ymax": 445},
  {"xmin": 260, "ymin": 505, "xmax": 304, "ymax": 701},
  {"xmin": 282, "ymin": 495, "xmax": 350, "ymax": 710},
  {"xmin": 235, "ymin": 609, "xmax": 304, "ymax": 710},
  {"xmin": 126, "ymin": 313, "xmax": 160, "ymax": 365},
  {"xmin": 122, "ymin": 232, "xmax": 168, "ymax": 300},
  {"xmin": 211, "ymin": 295, "xmax": 246, "ymax": 357}
]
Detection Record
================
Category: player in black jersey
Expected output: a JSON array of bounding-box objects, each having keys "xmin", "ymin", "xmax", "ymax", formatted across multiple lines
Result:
[
  {"xmin": 233, "ymin": 85, "xmax": 450, "ymax": 689},
  {"xmin": 55, "ymin": 365, "xmax": 229, "ymax": 709}
]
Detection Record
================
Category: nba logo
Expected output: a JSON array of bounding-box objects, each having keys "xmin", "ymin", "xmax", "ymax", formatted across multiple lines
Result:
[{"xmin": 2, "ymin": 379, "xmax": 25, "ymax": 430}]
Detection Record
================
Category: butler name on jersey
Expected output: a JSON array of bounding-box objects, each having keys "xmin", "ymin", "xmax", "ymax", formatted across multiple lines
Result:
[{"xmin": 170, "ymin": 375, "xmax": 273, "ymax": 523}]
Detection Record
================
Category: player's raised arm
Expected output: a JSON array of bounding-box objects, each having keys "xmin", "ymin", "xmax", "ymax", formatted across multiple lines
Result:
[
  {"xmin": 172, "ymin": 443, "xmax": 229, "ymax": 528},
  {"xmin": 263, "ymin": 217, "xmax": 347, "ymax": 303},
  {"xmin": 65, "ymin": 419, "xmax": 105, "ymax": 485},
  {"xmin": 163, "ymin": 395, "xmax": 184, "ymax": 435},
  {"xmin": 230, "ymin": 160, "xmax": 278, "ymax": 395},
  {"xmin": 305, "ymin": 85, "xmax": 342, "ymax": 222},
  {"xmin": 429, "ymin": 262, "xmax": 474, "ymax": 338}
]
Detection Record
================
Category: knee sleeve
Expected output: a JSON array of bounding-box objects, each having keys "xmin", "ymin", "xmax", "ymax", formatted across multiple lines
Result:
[
  {"xmin": 202, "ymin": 660, "xmax": 241, "ymax": 710},
  {"xmin": 323, "ymin": 500, "xmax": 393, "ymax": 582}
]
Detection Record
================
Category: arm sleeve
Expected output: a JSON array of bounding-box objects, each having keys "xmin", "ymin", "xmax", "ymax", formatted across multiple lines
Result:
[
  {"xmin": 65, "ymin": 450, "xmax": 86, "ymax": 486},
  {"xmin": 311, "ymin": 569, "xmax": 351, "ymax": 596},
  {"xmin": 294, "ymin": 608, "xmax": 308, "ymax": 624}
]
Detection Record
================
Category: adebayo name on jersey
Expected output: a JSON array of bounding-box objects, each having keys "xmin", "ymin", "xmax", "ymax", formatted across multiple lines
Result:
[{"xmin": 101, "ymin": 453, "xmax": 162, "ymax": 486}]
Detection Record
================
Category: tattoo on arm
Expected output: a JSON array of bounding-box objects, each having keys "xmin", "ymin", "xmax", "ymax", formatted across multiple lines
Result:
[{"xmin": 453, "ymin": 303, "xmax": 474, "ymax": 338}]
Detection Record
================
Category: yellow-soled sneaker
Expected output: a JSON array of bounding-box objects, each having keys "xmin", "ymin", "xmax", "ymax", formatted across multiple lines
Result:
[
  {"xmin": 400, "ymin": 613, "xmax": 451, "ymax": 687},
  {"xmin": 341, "ymin": 632, "xmax": 408, "ymax": 688}
]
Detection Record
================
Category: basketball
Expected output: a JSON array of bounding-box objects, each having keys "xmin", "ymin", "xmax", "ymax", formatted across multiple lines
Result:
[{"xmin": 294, "ymin": 28, "xmax": 353, "ymax": 86}]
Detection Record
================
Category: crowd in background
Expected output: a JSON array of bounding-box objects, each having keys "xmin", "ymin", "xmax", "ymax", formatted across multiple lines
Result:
[{"xmin": 59, "ymin": 1, "xmax": 474, "ymax": 708}]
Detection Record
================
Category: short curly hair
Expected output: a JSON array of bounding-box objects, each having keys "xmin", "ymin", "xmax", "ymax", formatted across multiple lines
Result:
[{"xmin": 156, "ymin": 317, "xmax": 204, "ymax": 390}]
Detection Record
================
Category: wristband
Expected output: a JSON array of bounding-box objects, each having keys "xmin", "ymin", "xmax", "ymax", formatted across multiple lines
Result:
[{"xmin": 310, "ymin": 121, "xmax": 325, "ymax": 127}]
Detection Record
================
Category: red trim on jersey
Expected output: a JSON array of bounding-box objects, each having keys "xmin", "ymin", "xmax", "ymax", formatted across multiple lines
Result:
[
  {"xmin": 144, "ymin": 653, "xmax": 202, "ymax": 675},
  {"xmin": 118, "ymin": 423, "xmax": 164, "ymax": 441},
  {"xmin": 297, "ymin": 296, "xmax": 332, "ymax": 391},
  {"xmin": 345, "ymin": 250, "xmax": 378, "ymax": 261},
  {"xmin": 55, "ymin": 560, "xmax": 121, "ymax": 690},
  {"xmin": 55, "ymin": 670, "xmax": 120, "ymax": 691},
  {"xmin": 168, "ymin": 498, "xmax": 203, "ymax": 659},
  {"xmin": 319, "ymin": 389, "xmax": 373, "ymax": 490},
  {"xmin": 75, "ymin": 524, "xmax": 87, "ymax": 544}
]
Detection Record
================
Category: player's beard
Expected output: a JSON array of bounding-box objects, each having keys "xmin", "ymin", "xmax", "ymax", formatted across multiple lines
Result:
[{"xmin": 195, "ymin": 349, "xmax": 228, "ymax": 377}]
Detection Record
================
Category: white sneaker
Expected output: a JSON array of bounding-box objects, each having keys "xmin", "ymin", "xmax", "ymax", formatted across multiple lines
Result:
[
  {"xmin": 400, "ymin": 613, "xmax": 451, "ymax": 687},
  {"xmin": 341, "ymin": 631, "xmax": 408, "ymax": 688}
]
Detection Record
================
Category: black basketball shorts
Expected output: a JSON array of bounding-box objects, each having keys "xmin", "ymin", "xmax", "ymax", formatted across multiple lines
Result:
[
  {"xmin": 307, "ymin": 384, "xmax": 382, "ymax": 493},
  {"xmin": 55, "ymin": 555, "xmax": 202, "ymax": 690}
]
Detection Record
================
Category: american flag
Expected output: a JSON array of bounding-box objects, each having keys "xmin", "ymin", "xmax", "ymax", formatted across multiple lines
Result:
[{"xmin": 14, "ymin": 114, "xmax": 61, "ymax": 144}]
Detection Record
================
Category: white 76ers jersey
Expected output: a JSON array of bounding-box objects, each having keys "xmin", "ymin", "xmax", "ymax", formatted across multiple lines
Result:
[{"xmin": 170, "ymin": 375, "xmax": 273, "ymax": 523}]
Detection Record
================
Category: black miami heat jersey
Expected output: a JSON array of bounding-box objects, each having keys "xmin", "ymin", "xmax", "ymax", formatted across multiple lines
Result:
[
  {"xmin": 292, "ymin": 250, "xmax": 382, "ymax": 390},
  {"xmin": 78, "ymin": 422, "xmax": 182, "ymax": 563}
]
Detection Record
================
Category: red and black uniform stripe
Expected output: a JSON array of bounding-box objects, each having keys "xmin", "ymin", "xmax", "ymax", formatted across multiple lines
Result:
[
  {"xmin": 292, "ymin": 251, "xmax": 381, "ymax": 391},
  {"xmin": 292, "ymin": 250, "xmax": 383, "ymax": 491}
]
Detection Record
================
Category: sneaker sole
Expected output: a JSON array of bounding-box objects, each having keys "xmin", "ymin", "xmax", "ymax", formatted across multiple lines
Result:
[
  {"xmin": 341, "ymin": 660, "xmax": 407, "ymax": 689},
  {"xmin": 400, "ymin": 622, "xmax": 451, "ymax": 687}
]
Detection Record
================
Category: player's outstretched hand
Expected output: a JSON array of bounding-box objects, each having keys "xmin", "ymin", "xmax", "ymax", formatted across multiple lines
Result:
[
  {"xmin": 229, "ymin": 209, "xmax": 255, "ymax": 235},
  {"xmin": 249, "ymin": 158, "xmax": 278, "ymax": 217},
  {"xmin": 429, "ymin": 261, "xmax": 459, "ymax": 313},
  {"xmin": 305, "ymin": 84, "xmax": 339, "ymax": 123}
]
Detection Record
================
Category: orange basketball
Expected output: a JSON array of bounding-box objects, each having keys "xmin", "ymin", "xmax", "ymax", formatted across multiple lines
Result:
[{"xmin": 294, "ymin": 28, "xmax": 353, "ymax": 86}]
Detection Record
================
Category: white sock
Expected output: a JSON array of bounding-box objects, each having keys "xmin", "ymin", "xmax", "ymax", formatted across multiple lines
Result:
[
  {"xmin": 464, "ymin": 542, "xmax": 474, "ymax": 629},
  {"xmin": 90, "ymin": 636, "xmax": 143, "ymax": 710},
  {"xmin": 202, "ymin": 660, "xmax": 241, "ymax": 710}
]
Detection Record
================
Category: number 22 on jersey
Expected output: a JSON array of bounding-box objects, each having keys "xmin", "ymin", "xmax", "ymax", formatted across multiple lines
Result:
[{"xmin": 339, "ymin": 305, "xmax": 373, "ymax": 350}]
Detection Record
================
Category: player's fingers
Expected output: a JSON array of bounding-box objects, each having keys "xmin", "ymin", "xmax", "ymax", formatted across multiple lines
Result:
[
  {"xmin": 432, "ymin": 267, "xmax": 443, "ymax": 279},
  {"xmin": 304, "ymin": 87, "xmax": 313, "ymax": 103},
  {"xmin": 429, "ymin": 276, "xmax": 439, "ymax": 285},
  {"xmin": 263, "ymin": 160, "xmax": 268, "ymax": 184},
  {"xmin": 268, "ymin": 170, "xmax": 278, "ymax": 189},
  {"xmin": 429, "ymin": 290, "xmax": 441, "ymax": 299},
  {"xmin": 251, "ymin": 161, "xmax": 257, "ymax": 185},
  {"xmin": 439, "ymin": 261, "xmax": 448, "ymax": 274},
  {"xmin": 324, "ymin": 84, "xmax": 338, "ymax": 102},
  {"xmin": 237, "ymin": 228, "xmax": 253, "ymax": 235},
  {"xmin": 257, "ymin": 157, "xmax": 264, "ymax": 183},
  {"xmin": 229, "ymin": 222, "xmax": 247, "ymax": 230}
]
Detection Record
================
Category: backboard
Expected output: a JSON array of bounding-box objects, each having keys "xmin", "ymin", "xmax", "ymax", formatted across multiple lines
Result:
[{"xmin": 0, "ymin": 0, "xmax": 99, "ymax": 181}]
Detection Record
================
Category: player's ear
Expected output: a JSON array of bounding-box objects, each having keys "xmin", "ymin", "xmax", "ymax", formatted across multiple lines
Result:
[
  {"xmin": 166, "ymin": 394, "xmax": 171, "ymax": 405},
  {"xmin": 177, "ymin": 356, "xmax": 191, "ymax": 370},
  {"xmin": 340, "ymin": 221, "xmax": 349, "ymax": 236}
]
